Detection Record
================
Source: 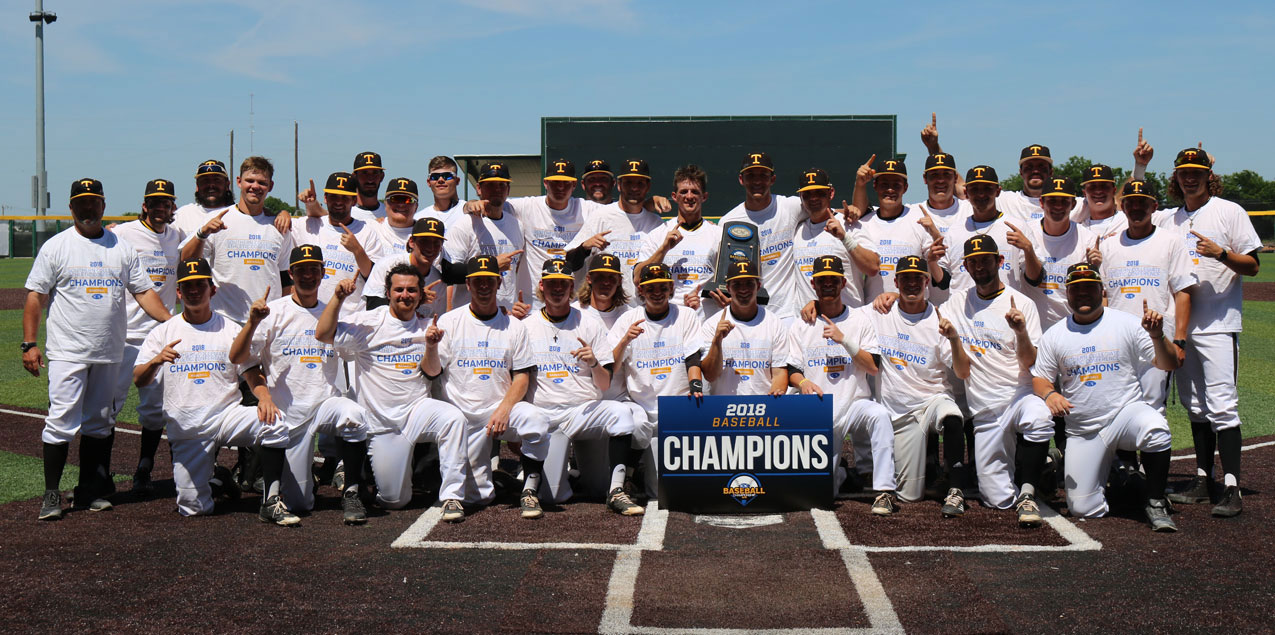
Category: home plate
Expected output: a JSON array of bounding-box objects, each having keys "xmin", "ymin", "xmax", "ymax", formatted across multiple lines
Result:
[{"xmin": 693, "ymin": 514, "xmax": 785, "ymax": 528}]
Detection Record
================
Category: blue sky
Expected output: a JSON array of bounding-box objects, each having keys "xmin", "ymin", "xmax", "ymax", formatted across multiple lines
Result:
[{"xmin": 1, "ymin": 0, "xmax": 1271, "ymax": 214}]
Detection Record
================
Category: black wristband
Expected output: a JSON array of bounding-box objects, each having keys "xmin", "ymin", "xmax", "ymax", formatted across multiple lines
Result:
[{"xmin": 689, "ymin": 379, "xmax": 704, "ymax": 394}]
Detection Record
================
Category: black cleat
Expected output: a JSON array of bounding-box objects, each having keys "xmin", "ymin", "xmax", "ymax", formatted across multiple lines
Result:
[
  {"xmin": 940, "ymin": 488, "xmax": 966, "ymax": 518},
  {"xmin": 341, "ymin": 488, "xmax": 367, "ymax": 525},
  {"xmin": 1167, "ymin": 475, "xmax": 1213, "ymax": 505},
  {"xmin": 1212, "ymin": 486, "xmax": 1242, "ymax": 518},
  {"xmin": 38, "ymin": 490, "xmax": 63, "ymax": 521}
]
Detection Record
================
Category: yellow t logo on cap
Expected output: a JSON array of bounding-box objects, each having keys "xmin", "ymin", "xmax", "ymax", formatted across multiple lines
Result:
[
  {"xmin": 362, "ymin": 154, "xmax": 376, "ymax": 165},
  {"xmin": 971, "ymin": 237, "xmax": 983, "ymax": 251},
  {"xmin": 935, "ymin": 155, "xmax": 946, "ymax": 165},
  {"xmin": 1091, "ymin": 167, "xmax": 1103, "ymax": 177},
  {"xmin": 427, "ymin": 220, "xmax": 440, "ymax": 231},
  {"xmin": 1132, "ymin": 182, "xmax": 1144, "ymax": 193},
  {"xmin": 155, "ymin": 181, "xmax": 166, "ymax": 191},
  {"xmin": 750, "ymin": 154, "xmax": 763, "ymax": 165},
  {"xmin": 628, "ymin": 160, "xmax": 641, "ymax": 172},
  {"xmin": 302, "ymin": 246, "xmax": 313, "ymax": 257},
  {"xmin": 554, "ymin": 161, "xmax": 567, "ymax": 174},
  {"xmin": 806, "ymin": 172, "xmax": 817, "ymax": 184},
  {"xmin": 820, "ymin": 257, "xmax": 835, "ymax": 268},
  {"xmin": 973, "ymin": 167, "xmax": 986, "ymax": 179},
  {"xmin": 478, "ymin": 256, "xmax": 491, "ymax": 268},
  {"xmin": 490, "ymin": 164, "xmax": 502, "ymax": 171},
  {"xmin": 603, "ymin": 256, "xmax": 615, "ymax": 267},
  {"xmin": 336, "ymin": 176, "xmax": 348, "ymax": 188},
  {"xmin": 186, "ymin": 261, "xmax": 200, "ymax": 273},
  {"xmin": 80, "ymin": 179, "xmax": 94, "ymax": 188},
  {"xmin": 1053, "ymin": 178, "xmax": 1065, "ymax": 189},
  {"xmin": 397, "ymin": 179, "xmax": 409, "ymax": 189},
  {"xmin": 886, "ymin": 160, "xmax": 898, "ymax": 171},
  {"xmin": 1030, "ymin": 146, "xmax": 1042, "ymax": 156}
]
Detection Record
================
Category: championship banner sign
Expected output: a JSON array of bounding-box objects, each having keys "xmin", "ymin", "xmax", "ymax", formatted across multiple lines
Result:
[{"xmin": 657, "ymin": 395, "xmax": 833, "ymax": 514}]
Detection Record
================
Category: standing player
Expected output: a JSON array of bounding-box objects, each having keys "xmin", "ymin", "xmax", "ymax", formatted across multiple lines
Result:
[
  {"xmin": 566, "ymin": 159, "xmax": 666, "ymax": 305},
  {"xmin": 938, "ymin": 166, "xmax": 1027, "ymax": 301},
  {"xmin": 25, "ymin": 178, "xmax": 173, "ymax": 519},
  {"xmin": 173, "ymin": 159, "xmax": 234, "ymax": 237},
  {"xmin": 1099, "ymin": 179, "xmax": 1195, "ymax": 413},
  {"xmin": 608, "ymin": 263, "xmax": 705, "ymax": 499},
  {"xmin": 1071, "ymin": 165, "xmax": 1127, "ymax": 240},
  {"xmin": 636, "ymin": 165, "xmax": 722, "ymax": 314},
  {"xmin": 700, "ymin": 260, "xmax": 794, "ymax": 397},
  {"xmin": 375, "ymin": 177, "xmax": 422, "ymax": 254},
  {"xmin": 1157, "ymin": 147, "xmax": 1262, "ymax": 517},
  {"xmin": 418, "ymin": 156, "xmax": 465, "ymax": 221},
  {"xmin": 366, "ymin": 218, "xmax": 451, "ymax": 320},
  {"xmin": 581, "ymin": 159, "xmax": 616, "ymax": 205},
  {"xmin": 350, "ymin": 151, "xmax": 387, "ymax": 222},
  {"xmin": 133, "ymin": 258, "xmax": 296, "ymax": 524},
  {"xmin": 852, "ymin": 157, "xmax": 942, "ymax": 303},
  {"xmin": 718, "ymin": 152, "xmax": 807, "ymax": 317},
  {"xmin": 791, "ymin": 168, "xmax": 877, "ymax": 312},
  {"xmin": 785, "ymin": 256, "xmax": 898, "ymax": 514},
  {"xmin": 182, "ymin": 156, "xmax": 294, "ymax": 324},
  {"xmin": 317, "ymin": 267, "xmax": 471, "ymax": 519},
  {"xmin": 445, "ymin": 163, "xmax": 530, "ymax": 313},
  {"xmin": 910, "ymin": 151, "xmax": 972, "ymax": 239},
  {"xmin": 291, "ymin": 172, "xmax": 389, "ymax": 317},
  {"xmin": 1032, "ymin": 264, "xmax": 1181, "ymax": 531},
  {"xmin": 918, "ymin": 120, "xmax": 1048, "ymax": 223},
  {"xmin": 111, "ymin": 179, "xmax": 183, "ymax": 494},
  {"xmin": 1014, "ymin": 176, "xmax": 1098, "ymax": 329},
  {"xmin": 865, "ymin": 255, "xmax": 967, "ymax": 510},
  {"xmin": 231, "ymin": 246, "xmax": 379, "ymax": 524},
  {"xmin": 423, "ymin": 256, "xmax": 551, "ymax": 518},
  {"xmin": 940, "ymin": 236, "xmax": 1053, "ymax": 527},
  {"xmin": 523, "ymin": 259, "xmax": 642, "ymax": 513}
]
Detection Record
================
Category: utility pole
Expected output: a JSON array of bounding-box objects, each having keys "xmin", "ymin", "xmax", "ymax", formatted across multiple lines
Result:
[
  {"xmin": 30, "ymin": 1, "xmax": 56, "ymax": 244},
  {"xmin": 249, "ymin": 93, "xmax": 255, "ymax": 154},
  {"xmin": 293, "ymin": 121, "xmax": 299, "ymax": 210},
  {"xmin": 229, "ymin": 130, "xmax": 234, "ymax": 175}
]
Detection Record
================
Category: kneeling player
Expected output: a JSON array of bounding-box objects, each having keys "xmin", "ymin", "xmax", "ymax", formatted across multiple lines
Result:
[
  {"xmin": 1032, "ymin": 264, "xmax": 1181, "ymax": 531},
  {"xmin": 609, "ymin": 263, "xmax": 705, "ymax": 499},
  {"xmin": 423, "ymin": 256, "xmax": 551, "ymax": 519},
  {"xmin": 787, "ymin": 256, "xmax": 898, "ymax": 514},
  {"xmin": 231, "ymin": 246, "xmax": 378, "ymax": 524},
  {"xmin": 134, "ymin": 258, "xmax": 297, "ymax": 525},
  {"xmin": 525, "ymin": 259, "xmax": 642, "ymax": 515}
]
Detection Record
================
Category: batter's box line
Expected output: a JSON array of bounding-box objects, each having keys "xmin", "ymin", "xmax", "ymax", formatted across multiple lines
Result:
[
  {"xmin": 810, "ymin": 502, "xmax": 1102, "ymax": 553},
  {"xmin": 391, "ymin": 501, "xmax": 670, "ymax": 551}
]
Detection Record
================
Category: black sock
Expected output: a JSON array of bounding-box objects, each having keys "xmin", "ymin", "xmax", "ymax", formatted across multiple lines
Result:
[
  {"xmin": 99, "ymin": 432, "xmax": 115, "ymax": 488},
  {"xmin": 941, "ymin": 415, "xmax": 964, "ymax": 471},
  {"xmin": 609, "ymin": 434, "xmax": 634, "ymax": 473},
  {"xmin": 1018, "ymin": 440, "xmax": 1050, "ymax": 495},
  {"xmin": 258, "ymin": 446, "xmax": 285, "ymax": 499},
  {"xmin": 521, "ymin": 456, "xmax": 544, "ymax": 485},
  {"xmin": 1142, "ymin": 450, "xmax": 1171, "ymax": 500},
  {"xmin": 340, "ymin": 440, "xmax": 368, "ymax": 490},
  {"xmin": 43, "ymin": 442, "xmax": 69, "ymax": 491},
  {"xmin": 1053, "ymin": 416, "xmax": 1067, "ymax": 452},
  {"xmin": 1217, "ymin": 427, "xmax": 1242, "ymax": 482},
  {"xmin": 138, "ymin": 428, "xmax": 163, "ymax": 474},
  {"xmin": 963, "ymin": 419, "xmax": 975, "ymax": 466},
  {"xmin": 1189, "ymin": 421, "xmax": 1216, "ymax": 477},
  {"xmin": 1115, "ymin": 448, "xmax": 1139, "ymax": 470},
  {"xmin": 77, "ymin": 435, "xmax": 101, "ymax": 490}
]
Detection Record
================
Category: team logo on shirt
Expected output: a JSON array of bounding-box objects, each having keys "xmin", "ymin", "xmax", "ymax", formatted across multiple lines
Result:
[
  {"xmin": 473, "ymin": 367, "xmax": 493, "ymax": 380},
  {"xmin": 723, "ymin": 472, "xmax": 765, "ymax": 506},
  {"xmin": 300, "ymin": 356, "xmax": 322, "ymax": 369},
  {"xmin": 650, "ymin": 366, "xmax": 671, "ymax": 380},
  {"xmin": 1080, "ymin": 372, "xmax": 1102, "ymax": 387},
  {"xmin": 188, "ymin": 370, "xmax": 209, "ymax": 385},
  {"xmin": 548, "ymin": 370, "xmax": 569, "ymax": 384}
]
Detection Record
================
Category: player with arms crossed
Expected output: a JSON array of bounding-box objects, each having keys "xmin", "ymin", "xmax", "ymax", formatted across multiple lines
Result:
[
  {"xmin": 1032, "ymin": 264, "xmax": 1182, "ymax": 531},
  {"xmin": 785, "ymin": 256, "xmax": 898, "ymax": 515}
]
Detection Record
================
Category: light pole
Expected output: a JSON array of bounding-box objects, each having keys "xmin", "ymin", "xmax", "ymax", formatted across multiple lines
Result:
[{"xmin": 30, "ymin": 1, "xmax": 56, "ymax": 245}]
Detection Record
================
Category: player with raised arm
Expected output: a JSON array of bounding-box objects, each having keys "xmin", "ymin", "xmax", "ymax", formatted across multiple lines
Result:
[
  {"xmin": 565, "ymin": 159, "xmax": 666, "ymax": 305},
  {"xmin": 918, "ymin": 121, "xmax": 1049, "ymax": 224},
  {"xmin": 133, "ymin": 258, "xmax": 295, "ymax": 524},
  {"xmin": 635, "ymin": 164, "xmax": 722, "ymax": 317},
  {"xmin": 850, "ymin": 157, "xmax": 943, "ymax": 304},
  {"xmin": 936, "ymin": 166, "xmax": 1027, "ymax": 302},
  {"xmin": 292, "ymin": 172, "xmax": 390, "ymax": 317},
  {"xmin": 700, "ymin": 260, "xmax": 795, "ymax": 397},
  {"xmin": 1015, "ymin": 176, "xmax": 1099, "ymax": 330},
  {"xmin": 791, "ymin": 168, "xmax": 878, "ymax": 312},
  {"xmin": 940, "ymin": 236, "xmax": 1053, "ymax": 528},
  {"xmin": 444, "ymin": 163, "xmax": 530, "ymax": 315},
  {"xmin": 785, "ymin": 256, "xmax": 897, "ymax": 514},
  {"xmin": 1032, "ymin": 264, "xmax": 1182, "ymax": 531}
]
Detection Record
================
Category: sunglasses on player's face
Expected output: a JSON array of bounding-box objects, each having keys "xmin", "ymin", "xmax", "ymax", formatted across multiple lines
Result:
[
  {"xmin": 387, "ymin": 195, "xmax": 414, "ymax": 205},
  {"xmin": 427, "ymin": 172, "xmax": 456, "ymax": 182}
]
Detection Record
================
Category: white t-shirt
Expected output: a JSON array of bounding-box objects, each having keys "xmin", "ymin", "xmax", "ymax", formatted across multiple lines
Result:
[
  {"xmin": 443, "ymin": 208, "xmax": 529, "ymax": 309},
  {"xmin": 1071, "ymin": 201, "xmax": 1128, "ymax": 240},
  {"xmin": 112, "ymin": 220, "xmax": 182, "ymax": 342},
  {"xmin": 859, "ymin": 206, "xmax": 935, "ymax": 302},
  {"xmin": 1023, "ymin": 221, "xmax": 1097, "ymax": 329},
  {"xmin": 291, "ymin": 217, "xmax": 391, "ymax": 318},
  {"xmin": 866, "ymin": 303, "xmax": 955, "ymax": 420},
  {"xmin": 718, "ymin": 195, "xmax": 807, "ymax": 317},
  {"xmin": 785, "ymin": 306, "xmax": 878, "ymax": 424},
  {"xmin": 637, "ymin": 218, "xmax": 722, "ymax": 309},
  {"xmin": 940, "ymin": 286, "xmax": 1042, "ymax": 420},
  {"xmin": 414, "ymin": 202, "xmax": 464, "ymax": 224},
  {"xmin": 998, "ymin": 190, "xmax": 1044, "ymax": 224},
  {"xmin": 201, "ymin": 208, "xmax": 293, "ymax": 323},
  {"xmin": 791, "ymin": 218, "xmax": 866, "ymax": 310},
  {"xmin": 566, "ymin": 204, "xmax": 665, "ymax": 306},
  {"xmin": 364, "ymin": 253, "xmax": 449, "ymax": 320},
  {"xmin": 698, "ymin": 305, "xmax": 795, "ymax": 396},
  {"xmin": 25, "ymin": 227, "xmax": 151, "ymax": 363},
  {"xmin": 351, "ymin": 201, "xmax": 386, "ymax": 223},
  {"xmin": 1033, "ymin": 309, "xmax": 1154, "ymax": 435},
  {"xmin": 939, "ymin": 212, "xmax": 1026, "ymax": 302},
  {"xmin": 910, "ymin": 198, "xmax": 971, "ymax": 237},
  {"xmin": 173, "ymin": 203, "xmax": 229, "ymax": 238},
  {"xmin": 434, "ymin": 305, "xmax": 536, "ymax": 418},
  {"xmin": 524, "ymin": 308, "xmax": 613, "ymax": 409},
  {"xmin": 333, "ymin": 306, "xmax": 430, "ymax": 431},
  {"xmin": 509, "ymin": 196, "xmax": 600, "ymax": 289},
  {"xmin": 607, "ymin": 304, "xmax": 704, "ymax": 416},
  {"xmin": 1154, "ymin": 197, "xmax": 1262, "ymax": 334},
  {"xmin": 249, "ymin": 296, "xmax": 347, "ymax": 426},
  {"xmin": 1100, "ymin": 227, "xmax": 1197, "ymax": 339},
  {"xmin": 373, "ymin": 220, "xmax": 415, "ymax": 256},
  {"xmin": 137, "ymin": 312, "xmax": 243, "ymax": 440}
]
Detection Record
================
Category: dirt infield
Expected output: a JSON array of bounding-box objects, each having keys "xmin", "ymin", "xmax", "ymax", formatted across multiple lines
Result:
[{"xmin": 2, "ymin": 410, "xmax": 1274, "ymax": 633}]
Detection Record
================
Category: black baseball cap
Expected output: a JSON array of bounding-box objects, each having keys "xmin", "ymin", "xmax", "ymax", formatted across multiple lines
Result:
[
  {"xmin": 195, "ymin": 159, "xmax": 227, "ymax": 178},
  {"xmin": 353, "ymin": 151, "xmax": 383, "ymax": 172},
  {"xmin": 1174, "ymin": 148, "xmax": 1211, "ymax": 171},
  {"xmin": 412, "ymin": 217, "xmax": 445, "ymax": 240},
  {"xmin": 541, "ymin": 258, "xmax": 574, "ymax": 281},
  {"xmin": 1122, "ymin": 179, "xmax": 1158, "ymax": 200},
  {"xmin": 638, "ymin": 263, "xmax": 673, "ymax": 285},
  {"xmin": 386, "ymin": 177, "xmax": 418, "ymax": 200},
  {"xmin": 177, "ymin": 257, "xmax": 213, "ymax": 283},
  {"xmin": 582, "ymin": 159, "xmax": 612, "ymax": 178},
  {"xmin": 811, "ymin": 255, "xmax": 845, "ymax": 278},
  {"xmin": 1041, "ymin": 176, "xmax": 1077, "ymax": 198},
  {"xmin": 465, "ymin": 255, "xmax": 501, "ymax": 278},
  {"xmin": 290, "ymin": 244, "xmax": 324, "ymax": 267},
  {"xmin": 70, "ymin": 178, "xmax": 104, "ymax": 201},
  {"xmin": 478, "ymin": 162, "xmax": 511, "ymax": 183},
  {"xmin": 874, "ymin": 158, "xmax": 907, "ymax": 180},
  {"xmin": 588, "ymin": 253, "xmax": 622, "ymax": 275},
  {"xmin": 725, "ymin": 259, "xmax": 760, "ymax": 281},
  {"xmin": 896, "ymin": 254, "xmax": 927, "ymax": 275},
  {"xmin": 963, "ymin": 235, "xmax": 1000, "ymax": 259},
  {"xmin": 924, "ymin": 153, "xmax": 957, "ymax": 173},
  {"xmin": 145, "ymin": 179, "xmax": 176, "ymax": 199},
  {"xmin": 1081, "ymin": 164, "xmax": 1115, "ymax": 185},
  {"xmin": 796, "ymin": 168, "xmax": 831, "ymax": 193},
  {"xmin": 1019, "ymin": 144, "xmax": 1052, "ymax": 165},
  {"xmin": 324, "ymin": 172, "xmax": 357, "ymax": 197},
  {"xmin": 739, "ymin": 152, "xmax": 774, "ymax": 173},
  {"xmin": 544, "ymin": 158, "xmax": 577, "ymax": 182},
  {"xmin": 965, "ymin": 165, "xmax": 999, "ymax": 186},
  {"xmin": 1065, "ymin": 262, "xmax": 1102, "ymax": 285},
  {"xmin": 617, "ymin": 159, "xmax": 650, "ymax": 180}
]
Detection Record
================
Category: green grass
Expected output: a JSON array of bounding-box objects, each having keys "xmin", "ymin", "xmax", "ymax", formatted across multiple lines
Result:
[
  {"xmin": 0, "ymin": 449, "xmax": 128, "ymax": 504},
  {"xmin": 0, "ymin": 257, "xmax": 35, "ymax": 288}
]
